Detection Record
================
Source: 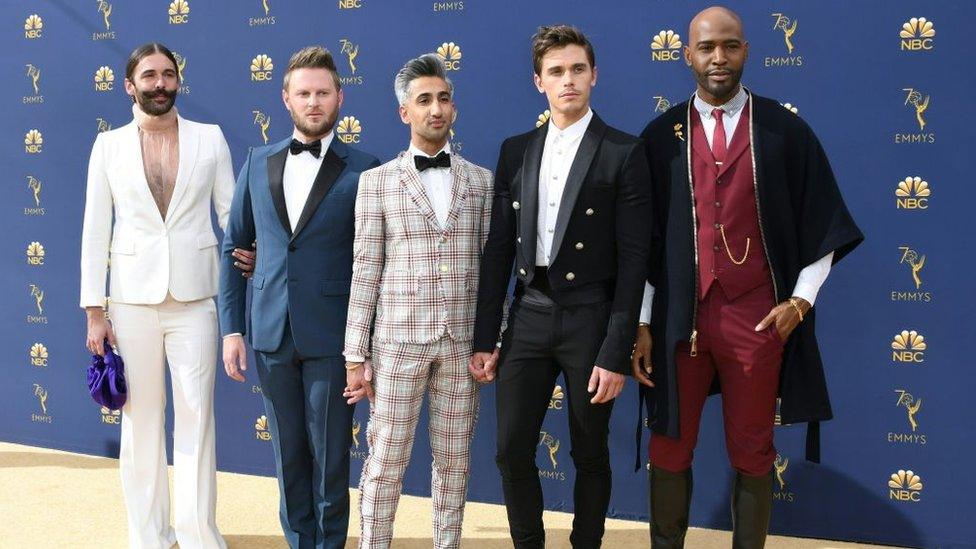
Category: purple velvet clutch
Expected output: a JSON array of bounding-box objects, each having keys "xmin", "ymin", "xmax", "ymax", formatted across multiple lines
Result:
[{"xmin": 87, "ymin": 339, "xmax": 127, "ymax": 410}]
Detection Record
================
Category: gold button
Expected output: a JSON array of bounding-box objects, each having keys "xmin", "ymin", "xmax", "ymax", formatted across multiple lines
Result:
[
  {"xmin": 585, "ymin": 208, "xmax": 594, "ymax": 216},
  {"xmin": 440, "ymin": 265, "xmax": 449, "ymax": 273},
  {"xmin": 519, "ymin": 268, "xmax": 527, "ymax": 276},
  {"xmin": 512, "ymin": 201, "xmax": 521, "ymax": 210},
  {"xmin": 575, "ymin": 242, "xmax": 584, "ymax": 250},
  {"xmin": 565, "ymin": 272, "xmax": 575, "ymax": 281}
]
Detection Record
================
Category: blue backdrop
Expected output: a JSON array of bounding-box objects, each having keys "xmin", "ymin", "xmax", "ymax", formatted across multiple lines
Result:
[{"xmin": 4, "ymin": 1, "xmax": 973, "ymax": 547}]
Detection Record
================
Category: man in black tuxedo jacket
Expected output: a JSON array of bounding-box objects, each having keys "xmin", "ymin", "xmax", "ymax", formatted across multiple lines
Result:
[{"xmin": 469, "ymin": 25, "xmax": 652, "ymax": 549}]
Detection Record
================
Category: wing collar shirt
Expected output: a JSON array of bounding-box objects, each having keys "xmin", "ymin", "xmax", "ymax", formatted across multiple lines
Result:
[{"xmin": 537, "ymin": 108, "xmax": 593, "ymax": 266}]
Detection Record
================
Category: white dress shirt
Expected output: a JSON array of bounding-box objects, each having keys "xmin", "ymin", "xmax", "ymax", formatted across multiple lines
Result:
[
  {"xmin": 537, "ymin": 108, "xmax": 593, "ymax": 266},
  {"xmin": 409, "ymin": 142, "xmax": 453, "ymax": 228},
  {"xmin": 283, "ymin": 131, "xmax": 335, "ymax": 231},
  {"xmin": 225, "ymin": 131, "xmax": 336, "ymax": 340},
  {"xmin": 639, "ymin": 88, "xmax": 833, "ymax": 323}
]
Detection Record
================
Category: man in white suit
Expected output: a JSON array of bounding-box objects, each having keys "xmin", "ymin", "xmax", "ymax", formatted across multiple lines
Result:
[{"xmin": 80, "ymin": 43, "xmax": 233, "ymax": 549}]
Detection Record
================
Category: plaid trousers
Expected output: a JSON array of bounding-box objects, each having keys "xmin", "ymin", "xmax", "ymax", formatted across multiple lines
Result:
[{"xmin": 358, "ymin": 336, "xmax": 479, "ymax": 549}]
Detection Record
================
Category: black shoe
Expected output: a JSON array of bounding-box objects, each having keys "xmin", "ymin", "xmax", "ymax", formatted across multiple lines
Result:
[
  {"xmin": 731, "ymin": 470, "xmax": 774, "ymax": 549},
  {"xmin": 649, "ymin": 466, "xmax": 692, "ymax": 549}
]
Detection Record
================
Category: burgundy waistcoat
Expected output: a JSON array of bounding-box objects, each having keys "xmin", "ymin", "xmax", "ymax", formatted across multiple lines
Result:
[{"xmin": 691, "ymin": 100, "xmax": 772, "ymax": 301}]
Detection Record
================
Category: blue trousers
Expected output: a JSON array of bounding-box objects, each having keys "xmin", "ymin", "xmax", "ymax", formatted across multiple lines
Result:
[{"xmin": 255, "ymin": 323, "xmax": 354, "ymax": 549}]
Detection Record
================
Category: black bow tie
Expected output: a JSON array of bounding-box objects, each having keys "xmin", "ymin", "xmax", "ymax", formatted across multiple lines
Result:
[
  {"xmin": 289, "ymin": 138, "xmax": 322, "ymax": 158},
  {"xmin": 414, "ymin": 151, "xmax": 451, "ymax": 172}
]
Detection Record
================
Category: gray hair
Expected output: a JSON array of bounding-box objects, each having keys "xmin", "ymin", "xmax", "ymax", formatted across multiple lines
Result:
[{"xmin": 394, "ymin": 53, "xmax": 453, "ymax": 105}]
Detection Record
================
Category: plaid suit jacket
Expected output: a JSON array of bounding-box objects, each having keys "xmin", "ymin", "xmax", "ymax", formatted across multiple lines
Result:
[{"xmin": 344, "ymin": 151, "xmax": 493, "ymax": 358}]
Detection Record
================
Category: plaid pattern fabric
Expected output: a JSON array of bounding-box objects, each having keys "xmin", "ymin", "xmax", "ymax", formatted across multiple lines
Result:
[
  {"xmin": 344, "ymin": 151, "xmax": 493, "ymax": 359},
  {"xmin": 358, "ymin": 337, "xmax": 479, "ymax": 549}
]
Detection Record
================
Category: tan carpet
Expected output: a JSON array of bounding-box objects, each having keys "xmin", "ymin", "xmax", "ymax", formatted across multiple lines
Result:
[{"xmin": 0, "ymin": 442, "xmax": 887, "ymax": 548}]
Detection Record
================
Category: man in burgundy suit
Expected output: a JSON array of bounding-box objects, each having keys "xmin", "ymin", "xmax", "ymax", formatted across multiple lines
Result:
[{"xmin": 632, "ymin": 7, "xmax": 862, "ymax": 548}]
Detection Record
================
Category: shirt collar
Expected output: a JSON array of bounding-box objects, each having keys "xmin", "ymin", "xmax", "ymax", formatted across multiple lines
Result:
[
  {"xmin": 408, "ymin": 141, "xmax": 451, "ymax": 159},
  {"xmin": 547, "ymin": 108, "xmax": 593, "ymax": 142},
  {"xmin": 290, "ymin": 130, "xmax": 335, "ymax": 160},
  {"xmin": 694, "ymin": 85, "xmax": 748, "ymax": 120}
]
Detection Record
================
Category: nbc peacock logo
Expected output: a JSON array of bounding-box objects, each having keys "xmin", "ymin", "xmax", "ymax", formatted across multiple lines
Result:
[
  {"xmin": 436, "ymin": 42, "xmax": 462, "ymax": 71},
  {"xmin": 100, "ymin": 405, "xmax": 121, "ymax": 424},
  {"xmin": 26, "ymin": 241, "xmax": 45, "ymax": 266},
  {"xmin": 336, "ymin": 116, "xmax": 362, "ymax": 144},
  {"xmin": 895, "ymin": 176, "xmax": 930, "ymax": 210},
  {"xmin": 536, "ymin": 110, "xmax": 551, "ymax": 128},
  {"xmin": 94, "ymin": 66, "xmax": 115, "ymax": 92},
  {"xmin": 900, "ymin": 17, "xmax": 935, "ymax": 51},
  {"xmin": 891, "ymin": 330, "xmax": 925, "ymax": 363},
  {"xmin": 250, "ymin": 54, "xmax": 273, "ymax": 82},
  {"xmin": 650, "ymin": 30, "xmax": 682, "ymax": 62},
  {"xmin": 168, "ymin": 0, "xmax": 189, "ymax": 24},
  {"xmin": 25, "ymin": 129, "xmax": 43, "ymax": 154},
  {"xmin": 255, "ymin": 415, "xmax": 271, "ymax": 440},
  {"xmin": 30, "ymin": 343, "xmax": 48, "ymax": 367},
  {"xmin": 548, "ymin": 385, "xmax": 564, "ymax": 410},
  {"xmin": 25, "ymin": 14, "xmax": 43, "ymax": 39},
  {"xmin": 888, "ymin": 469, "xmax": 923, "ymax": 502},
  {"xmin": 338, "ymin": 0, "xmax": 363, "ymax": 8}
]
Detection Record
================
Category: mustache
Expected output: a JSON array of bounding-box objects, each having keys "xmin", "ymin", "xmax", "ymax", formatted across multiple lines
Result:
[{"xmin": 141, "ymin": 88, "xmax": 177, "ymax": 100}]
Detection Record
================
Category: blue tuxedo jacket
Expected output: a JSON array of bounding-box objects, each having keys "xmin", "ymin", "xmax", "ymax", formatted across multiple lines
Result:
[{"xmin": 219, "ymin": 136, "xmax": 380, "ymax": 357}]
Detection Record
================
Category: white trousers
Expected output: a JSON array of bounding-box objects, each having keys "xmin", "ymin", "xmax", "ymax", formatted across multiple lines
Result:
[{"xmin": 110, "ymin": 296, "xmax": 225, "ymax": 549}]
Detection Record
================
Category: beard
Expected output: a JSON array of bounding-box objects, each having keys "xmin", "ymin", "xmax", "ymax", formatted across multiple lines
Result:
[
  {"xmin": 135, "ymin": 87, "xmax": 177, "ymax": 116},
  {"xmin": 694, "ymin": 66, "xmax": 744, "ymax": 103},
  {"xmin": 291, "ymin": 109, "xmax": 338, "ymax": 140}
]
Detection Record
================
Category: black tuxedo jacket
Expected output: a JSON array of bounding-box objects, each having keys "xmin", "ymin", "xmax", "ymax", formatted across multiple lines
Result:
[{"xmin": 473, "ymin": 113, "xmax": 652, "ymax": 373}]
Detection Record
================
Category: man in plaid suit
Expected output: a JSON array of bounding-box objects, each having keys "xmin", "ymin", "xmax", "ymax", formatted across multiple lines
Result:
[{"xmin": 342, "ymin": 54, "xmax": 493, "ymax": 549}]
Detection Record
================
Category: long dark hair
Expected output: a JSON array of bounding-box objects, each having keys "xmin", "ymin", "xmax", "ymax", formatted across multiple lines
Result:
[{"xmin": 125, "ymin": 42, "xmax": 178, "ymax": 82}]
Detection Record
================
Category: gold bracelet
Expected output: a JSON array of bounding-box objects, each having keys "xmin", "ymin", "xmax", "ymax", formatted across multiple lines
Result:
[
  {"xmin": 788, "ymin": 298, "xmax": 804, "ymax": 322},
  {"xmin": 345, "ymin": 362, "xmax": 364, "ymax": 371}
]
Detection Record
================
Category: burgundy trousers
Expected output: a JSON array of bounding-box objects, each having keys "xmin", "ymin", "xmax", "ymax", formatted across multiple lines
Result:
[{"xmin": 650, "ymin": 282, "xmax": 783, "ymax": 476}]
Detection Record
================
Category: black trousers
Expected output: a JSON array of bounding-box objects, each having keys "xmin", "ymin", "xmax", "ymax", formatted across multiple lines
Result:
[{"xmin": 495, "ymin": 295, "xmax": 615, "ymax": 549}]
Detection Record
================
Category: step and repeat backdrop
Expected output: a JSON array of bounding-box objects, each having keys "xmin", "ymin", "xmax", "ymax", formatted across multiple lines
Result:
[{"xmin": 3, "ymin": 1, "xmax": 973, "ymax": 547}]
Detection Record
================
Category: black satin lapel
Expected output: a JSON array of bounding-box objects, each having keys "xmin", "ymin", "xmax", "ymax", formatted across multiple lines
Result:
[
  {"xmin": 267, "ymin": 147, "xmax": 291, "ymax": 236},
  {"xmin": 519, "ymin": 126, "xmax": 547, "ymax": 267},
  {"xmin": 549, "ymin": 116, "xmax": 605, "ymax": 264},
  {"xmin": 291, "ymin": 147, "xmax": 346, "ymax": 241}
]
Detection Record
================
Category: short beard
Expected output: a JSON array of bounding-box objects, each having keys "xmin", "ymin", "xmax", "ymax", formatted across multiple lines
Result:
[
  {"xmin": 291, "ymin": 110, "xmax": 338, "ymax": 140},
  {"xmin": 695, "ymin": 67, "xmax": 743, "ymax": 104},
  {"xmin": 136, "ymin": 88, "xmax": 177, "ymax": 116}
]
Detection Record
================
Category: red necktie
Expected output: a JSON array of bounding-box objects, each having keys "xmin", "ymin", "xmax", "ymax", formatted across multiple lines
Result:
[{"xmin": 711, "ymin": 108, "xmax": 727, "ymax": 166}]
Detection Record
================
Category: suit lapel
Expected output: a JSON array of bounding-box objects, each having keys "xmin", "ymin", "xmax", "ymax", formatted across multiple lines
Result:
[
  {"xmin": 399, "ymin": 152, "xmax": 441, "ymax": 231},
  {"xmin": 165, "ymin": 116, "xmax": 198, "ymax": 224},
  {"xmin": 291, "ymin": 138, "xmax": 348, "ymax": 242},
  {"xmin": 441, "ymin": 154, "xmax": 470, "ymax": 236},
  {"xmin": 518, "ymin": 125, "xmax": 546, "ymax": 268},
  {"xmin": 267, "ymin": 143, "xmax": 291, "ymax": 236},
  {"xmin": 124, "ymin": 122, "xmax": 163, "ymax": 225},
  {"xmin": 549, "ymin": 114, "xmax": 606, "ymax": 265}
]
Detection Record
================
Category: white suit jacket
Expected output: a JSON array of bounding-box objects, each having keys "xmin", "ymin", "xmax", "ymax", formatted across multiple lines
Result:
[{"xmin": 80, "ymin": 116, "xmax": 234, "ymax": 308}]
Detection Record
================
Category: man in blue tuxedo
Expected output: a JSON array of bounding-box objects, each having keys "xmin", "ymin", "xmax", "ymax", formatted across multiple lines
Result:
[{"xmin": 218, "ymin": 46, "xmax": 379, "ymax": 549}]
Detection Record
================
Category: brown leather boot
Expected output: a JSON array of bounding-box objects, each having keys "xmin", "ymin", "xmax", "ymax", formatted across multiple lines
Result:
[{"xmin": 649, "ymin": 466, "xmax": 692, "ymax": 548}]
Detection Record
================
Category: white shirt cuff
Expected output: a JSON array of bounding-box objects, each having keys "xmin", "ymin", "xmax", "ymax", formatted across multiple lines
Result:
[
  {"xmin": 223, "ymin": 333, "xmax": 243, "ymax": 338},
  {"xmin": 791, "ymin": 252, "xmax": 834, "ymax": 306},
  {"xmin": 344, "ymin": 355, "xmax": 366, "ymax": 363},
  {"xmin": 639, "ymin": 282, "xmax": 655, "ymax": 324}
]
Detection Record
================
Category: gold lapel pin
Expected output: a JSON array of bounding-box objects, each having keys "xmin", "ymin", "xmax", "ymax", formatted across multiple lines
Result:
[{"xmin": 673, "ymin": 123, "xmax": 685, "ymax": 141}]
